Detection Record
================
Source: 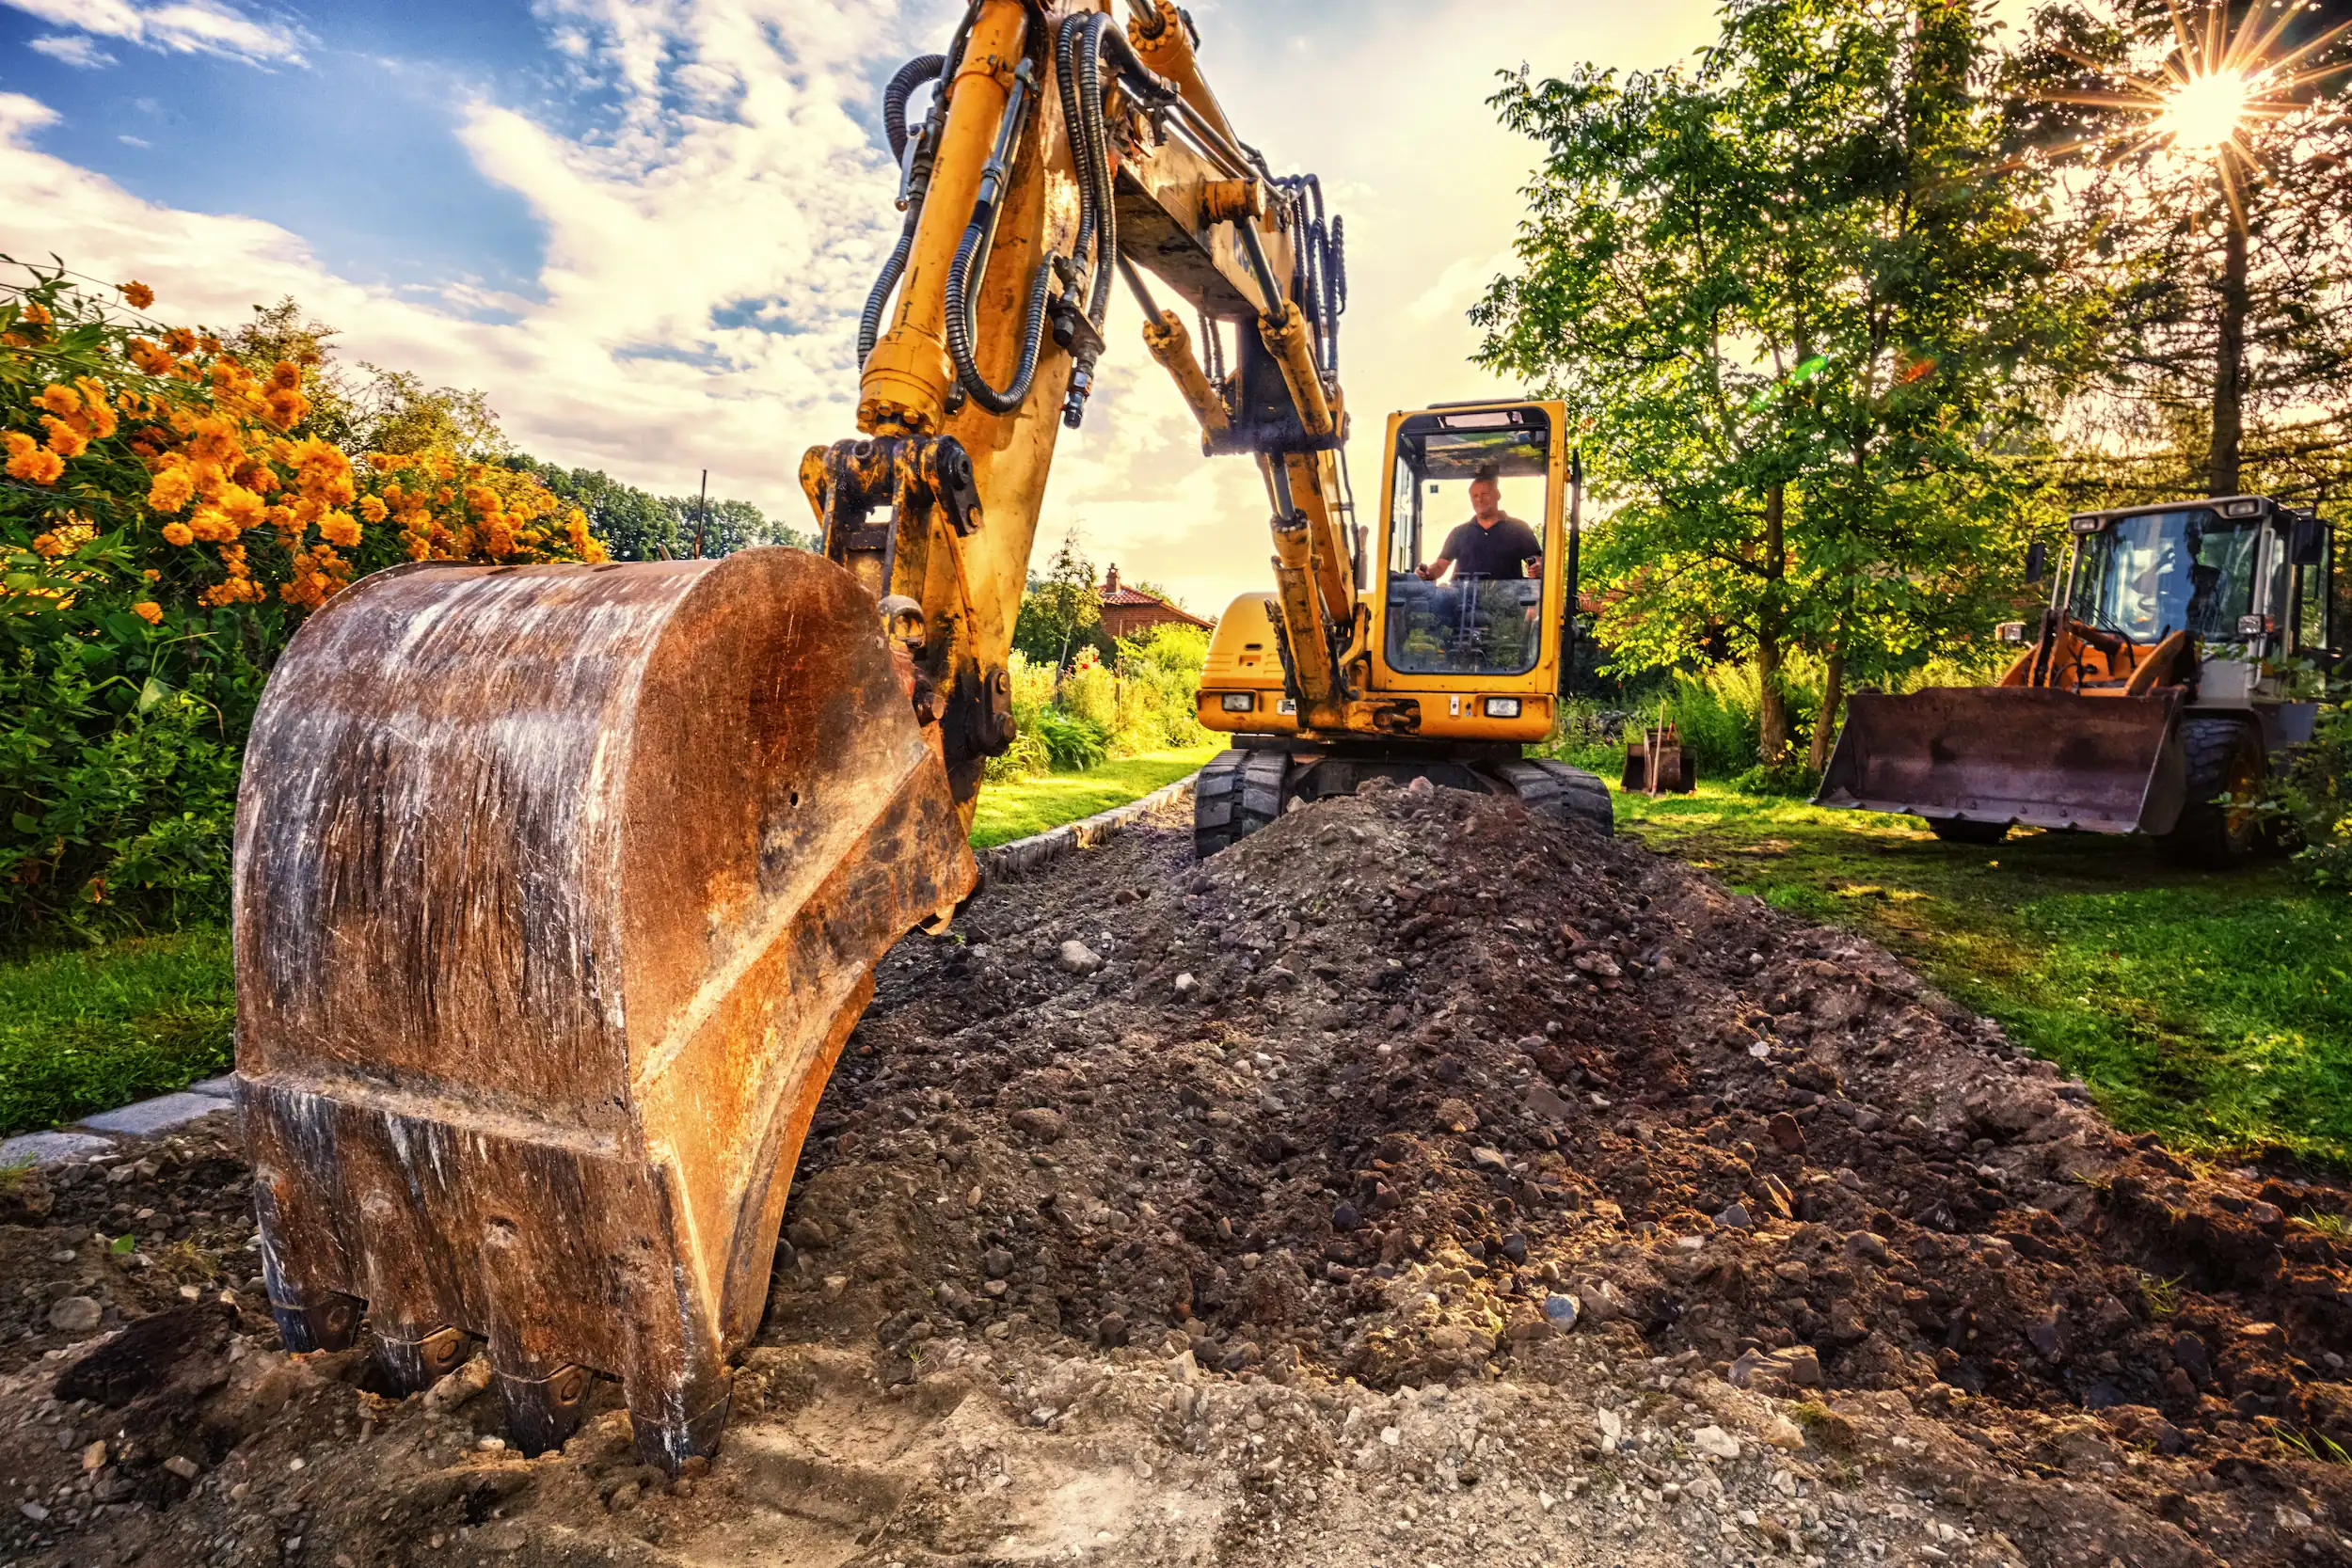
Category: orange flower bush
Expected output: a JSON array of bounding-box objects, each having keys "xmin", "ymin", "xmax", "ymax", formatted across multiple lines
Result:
[{"xmin": 0, "ymin": 261, "xmax": 608, "ymax": 932}]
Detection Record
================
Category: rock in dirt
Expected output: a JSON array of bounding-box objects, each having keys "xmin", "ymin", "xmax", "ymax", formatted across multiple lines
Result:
[{"xmin": 45, "ymin": 1296, "xmax": 101, "ymax": 1336}]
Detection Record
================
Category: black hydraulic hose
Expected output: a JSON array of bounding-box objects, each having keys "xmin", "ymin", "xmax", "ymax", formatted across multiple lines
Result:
[
  {"xmin": 1055, "ymin": 18, "xmax": 1098, "ymax": 290},
  {"xmin": 946, "ymin": 224, "xmax": 1056, "ymax": 413},
  {"xmin": 1077, "ymin": 17, "xmax": 1120, "ymax": 325},
  {"xmin": 1092, "ymin": 16, "xmax": 1175, "ymax": 104},
  {"xmin": 858, "ymin": 217, "xmax": 919, "ymax": 366},
  {"xmin": 944, "ymin": 64, "xmax": 1055, "ymax": 414},
  {"xmin": 883, "ymin": 55, "xmax": 945, "ymax": 163}
]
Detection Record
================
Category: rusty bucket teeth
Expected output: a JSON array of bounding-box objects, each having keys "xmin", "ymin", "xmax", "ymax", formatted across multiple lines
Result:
[
  {"xmin": 496, "ymin": 1365, "xmax": 595, "ymax": 1457},
  {"xmin": 374, "ymin": 1326, "xmax": 473, "ymax": 1395},
  {"xmin": 233, "ymin": 550, "xmax": 975, "ymax": 1469}
]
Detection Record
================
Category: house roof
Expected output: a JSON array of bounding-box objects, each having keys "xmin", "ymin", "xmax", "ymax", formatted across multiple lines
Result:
[{"xmin": 1097, "ymin": 566, "xmax": 1212, "ymax": 627}]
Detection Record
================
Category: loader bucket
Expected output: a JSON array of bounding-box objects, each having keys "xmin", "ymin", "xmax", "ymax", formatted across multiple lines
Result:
[
  {"xmin": 1815, "ymin": 687, "xmax": 2186, "ymax": 836},
  {"xmin": 233, "ymin": 549, "xmax": 973, "ymax": 1470}
]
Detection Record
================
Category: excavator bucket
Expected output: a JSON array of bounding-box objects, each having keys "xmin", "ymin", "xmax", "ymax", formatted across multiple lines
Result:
[
  {"xmin": 1816, "ymin": 687, "xmax": 2187, "ymax": 836},
  {"xmin": 232, "ymin": 549, "xmax": 973, "ymax": 1469}
]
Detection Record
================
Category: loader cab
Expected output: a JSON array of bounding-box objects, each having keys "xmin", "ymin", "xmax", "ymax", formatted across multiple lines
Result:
[
  {"xmin": 1379, "ymin": 404, "xmax": 1554, "ymax": 682},
  {"xmin": 2053, "ymin": 497, "xmax": 2330, "ymax": 684}
]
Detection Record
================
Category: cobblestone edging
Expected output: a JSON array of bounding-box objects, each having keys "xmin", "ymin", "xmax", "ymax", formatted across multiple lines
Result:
[
  {"xmin": 1, "ymin": 775, "xmax": 1203, "ymax": 1171},
  {"xmin": 974, "ymin": 772, "xmax": 1198, "ymax": 882},
  {"xmin": 1, "ymin": 1077, "xmax": 238, "ymax": 1170}
]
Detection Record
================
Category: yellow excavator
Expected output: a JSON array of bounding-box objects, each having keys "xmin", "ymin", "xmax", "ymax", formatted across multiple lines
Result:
[{"xmin": 231, "ymin": 0, "xmax": 1612, "ymax": 1471}]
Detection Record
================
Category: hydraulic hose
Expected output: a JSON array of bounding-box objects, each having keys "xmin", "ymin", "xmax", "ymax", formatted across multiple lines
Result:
[
  {"xmin": 858, "ymin": 220, "xmax": 919, "ymax": 366},
  {"xmin": 859, "ymin": 54, "xmax": 947, "ymax": 366},
  {"xmin": 1076, "ymin": 16, "xmax": 1120, "ymax": 325},
  {"xmin": 1055, "ymin": 18, "xmax": 1100, "ymax": 297},
  {"xmin": 883, "ymin": 55, "xmax": 946, "ymax": 163},
  {"xmin": 943, "ymin": 62, "xmax": 1056, "ymax": 415}
]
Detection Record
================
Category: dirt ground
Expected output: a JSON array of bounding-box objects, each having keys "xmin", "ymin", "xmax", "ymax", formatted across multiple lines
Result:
[{"xmin": 8, "ymin": 780, "xmax": 2352, "ymax": 1567}]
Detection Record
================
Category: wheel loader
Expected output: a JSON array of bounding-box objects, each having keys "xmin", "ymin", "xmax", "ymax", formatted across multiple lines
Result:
[
  {"xmin": 231, "ymin": 0, "xmax": 1612, "ymax": 1470},
  {"xmin": 1816, "ymin": 494, "xmax": 2337, "ymax": 864}
]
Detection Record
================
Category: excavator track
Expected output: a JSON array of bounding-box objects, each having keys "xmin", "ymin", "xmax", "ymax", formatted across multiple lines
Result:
[
  {"xmin": 1196, "ymin": 751, "xmax": 1613, "ymax": 858},
  {"xmin": 234, "ymin": 550, "xmax": 973, "ymax": 1470}
]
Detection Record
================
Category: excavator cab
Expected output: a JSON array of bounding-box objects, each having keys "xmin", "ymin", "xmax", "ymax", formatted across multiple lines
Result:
[
  {"xmin": 1194, "ymin": 400, "xmax": 1613, "ymax": 852},
  {"xmin": 1817, "ymin": 494, "xmax": 2333, "ymax": 862}
]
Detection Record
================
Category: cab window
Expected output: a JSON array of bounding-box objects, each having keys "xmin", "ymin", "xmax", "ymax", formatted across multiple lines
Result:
[{"xmin": 1383, "ymin": 407, "xmax": 1553, "ymax": 677}]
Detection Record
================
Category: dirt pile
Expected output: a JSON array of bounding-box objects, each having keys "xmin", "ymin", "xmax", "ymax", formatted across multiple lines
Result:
[{"xmin": 7, "ymin": 781, "xmax": 2352, "ymax": 1566}]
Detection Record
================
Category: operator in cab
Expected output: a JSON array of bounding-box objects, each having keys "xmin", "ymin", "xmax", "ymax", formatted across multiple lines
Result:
[{"xmin": 1416, "ymin": 468, "xmax": 1542, "ymax": 582}]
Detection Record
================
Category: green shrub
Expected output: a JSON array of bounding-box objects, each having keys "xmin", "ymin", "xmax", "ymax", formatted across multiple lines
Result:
[
  {"xmin": 2278, "ymin": 695, "xmax": 2352, "ymax": 893},
  {"xmin": 0, "ymin": 645, "xmax": 246, "ymax": 939},
  {"xmin": 1540, "ymin": 701, "xmax": 1629, "ymax": 775},
  {"xmin": 1731, "ymin": 755, "xmax": 1822, "ymax": 798},
  {"xmin": 1035, "ymin": 708, "xmax": 1111, "ymax": 771},
  {"xmin": 1061, "ymin": 657, "xmax": 1119, "ymax": 733}
]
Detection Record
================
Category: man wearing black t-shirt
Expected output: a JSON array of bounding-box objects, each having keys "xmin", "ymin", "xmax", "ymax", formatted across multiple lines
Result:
[{"xmin": 1416, "ymin": 472, "xmax": 1542, "ymax": 581}]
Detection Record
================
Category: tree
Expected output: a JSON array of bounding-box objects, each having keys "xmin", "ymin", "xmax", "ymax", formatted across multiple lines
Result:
[
  {"xmin": 1012, "ymin": 531, "xmax": 1105, "ymax": 667},
  {"xmin": 656, "ymin": 492, "xmax": 812, "ymax": 556},
  {"xmin": 1474, "ymin": 0, "xmax": 2083, "ymax": 763},
  {"xmin": 2005, "ymin": 1, "xmax": 2352, "ymax": 505}
]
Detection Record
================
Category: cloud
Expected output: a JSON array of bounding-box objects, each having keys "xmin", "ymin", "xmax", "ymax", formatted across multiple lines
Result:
[
  {"xmin": 0, "ymin": 0, "xmax": 1722, "ymax": 618},
  {"xmin": 0, "ymin": 0, "xmax": 305, "ymax": 68},
  {"xmin": 26, "ymin": 33, "xmax": 117, "ymax": 68}
]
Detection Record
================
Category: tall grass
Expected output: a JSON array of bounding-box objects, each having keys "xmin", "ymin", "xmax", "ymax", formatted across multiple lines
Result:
[{"xmin": 1549, "ymin": 651, "xmax": 2009, "ymax": 794}]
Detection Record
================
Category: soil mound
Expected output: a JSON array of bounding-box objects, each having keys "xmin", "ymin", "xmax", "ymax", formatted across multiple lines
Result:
[{"xmin": 6, "ymin": 782, "xmax": 2352, "ymax": 1566}]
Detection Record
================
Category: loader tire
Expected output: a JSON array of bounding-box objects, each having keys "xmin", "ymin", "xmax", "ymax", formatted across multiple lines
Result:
[
  {"xmin": 1194, "ymin": 747, "xmax": 1292, "ymax": 859},
  {"xmin": 2166, "ymin": 718, "xmax": 2267, "ymax": 869},
  {"xmin": 1926, "ymin": 817, "xmax": 2010, "ymax": 846},
  {"xmin": 1495, "ymin": 760, "xmax": 1615, "ymax": 835}
]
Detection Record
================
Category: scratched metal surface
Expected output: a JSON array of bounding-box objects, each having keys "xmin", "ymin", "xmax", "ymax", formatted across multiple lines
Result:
[{"xmin": 233, "ymin": 548, "xmax": 975, "ymax": 1465}]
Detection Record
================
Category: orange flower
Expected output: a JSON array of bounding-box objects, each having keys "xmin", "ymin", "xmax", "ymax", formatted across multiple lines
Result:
[
  {"xmin": 132, "ymin": 601, "xmax": 164, "ymax": 626},
  {"xmin": 119, "ymin": 280, "xmax": 155, "ymax": 310},
  {"xmin": 161, "ymin": 521, "xmax": 196, "ymax": 546},
  {"xmin": 318, "ymin": 511, "xmax": 362, "ymax": 548},
  {"xmin": 41, "ymin": 417, "xmax": 90, "ymax": 460},
  {"xmin": 147, "ymin": 465, "xmax": 196, "ymax": 514},
  {"xmin": 358, "ymin": 495, "xmax": 389, "ymax": 524},
  {"xmin": 4, "ymin": 433, "xmax": 63, "ymax": 485},
  {"xmin": 34, "ymin": 384, "xmax": 81, "ymax": 418},
  {"xmin": 127, "ymin": 338, "xmax": 174, "ymax": 375},
  {"xmin": 163, "ymin": 327, "xmax": 198, "ymax": 356}
]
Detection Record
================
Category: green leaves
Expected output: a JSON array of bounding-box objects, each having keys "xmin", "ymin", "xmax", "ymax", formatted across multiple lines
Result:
[{"xmin": 1475, "ymin": 0, "xmax": 2078, "ymax": 711}]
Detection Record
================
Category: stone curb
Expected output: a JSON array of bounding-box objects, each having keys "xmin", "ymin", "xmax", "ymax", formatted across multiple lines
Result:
[
  {"xmin": 3, "ymin": 778, "xmax": 1204, "ymax": 1171},
  {"xmin": 1, "ymin": 1075, "xmax": 237, "ymax": 1171},
  {"xmin": 975, "ymin": 772, "xmax": 1199, "ymax": 883}
]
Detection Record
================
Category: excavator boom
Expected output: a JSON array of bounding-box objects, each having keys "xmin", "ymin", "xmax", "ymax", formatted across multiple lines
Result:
[{"xmin": 237, "ymin": 0, "xmax": 1360, "ymax": 1470}]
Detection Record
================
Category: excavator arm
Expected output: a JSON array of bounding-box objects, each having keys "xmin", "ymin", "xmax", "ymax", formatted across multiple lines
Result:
[
  {"xmin": 235, "ymin": 0, "xmax": 1360, "ymax": 1475},
  {"xmin": 804, "ymin": 0, "xmax": 1364, "ymax": 773}
]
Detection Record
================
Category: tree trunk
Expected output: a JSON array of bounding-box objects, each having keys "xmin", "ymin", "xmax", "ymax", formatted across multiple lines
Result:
[
  {"xmin": 2211, "ymin": 222, "xmax": 2249, "ymax": 498},
  {"xmin": 1808, "ymin": 650, "xmax": 1846, "ymax": 774},
  {"xmin": 1756, "ymin": 483, "xmax": 1791, "ymax": 764}
]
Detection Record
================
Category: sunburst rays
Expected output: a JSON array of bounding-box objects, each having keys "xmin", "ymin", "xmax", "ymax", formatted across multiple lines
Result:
[{"xmin": 2038, "ymin": 0, "xmax": 2352, "ymax": 223}]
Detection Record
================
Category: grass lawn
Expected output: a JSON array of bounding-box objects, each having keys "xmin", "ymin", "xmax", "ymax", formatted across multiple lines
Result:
[
  {"xmin": 0, "ymin": 927, "xmax": 235, "ymax": 1139},
  {"xmin": 0, "ymin": 749, "xmax": 1222, "ymax": 1139},
  {"xmin": 1613, "ymin": 784, "xmax": 2352, "ymax": 1171},
  {"xmin": 970, "ymin": 743, "xmax": 1222, "ymax": 849}
]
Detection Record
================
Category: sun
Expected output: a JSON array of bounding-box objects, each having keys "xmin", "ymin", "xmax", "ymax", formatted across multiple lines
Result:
[
  {"xmin": 2154, "ymin": 68, "xmax": 2254, "ymax": 153},
  {"xmin": 2036, "ymin": 1, "xmax": 2352, "ymax": 224}
]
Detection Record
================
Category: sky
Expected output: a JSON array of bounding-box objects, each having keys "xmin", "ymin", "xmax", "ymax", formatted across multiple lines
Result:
[{"xmin": 0, "ymin": 0, "xmax": 1756, "ymax": 615}]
